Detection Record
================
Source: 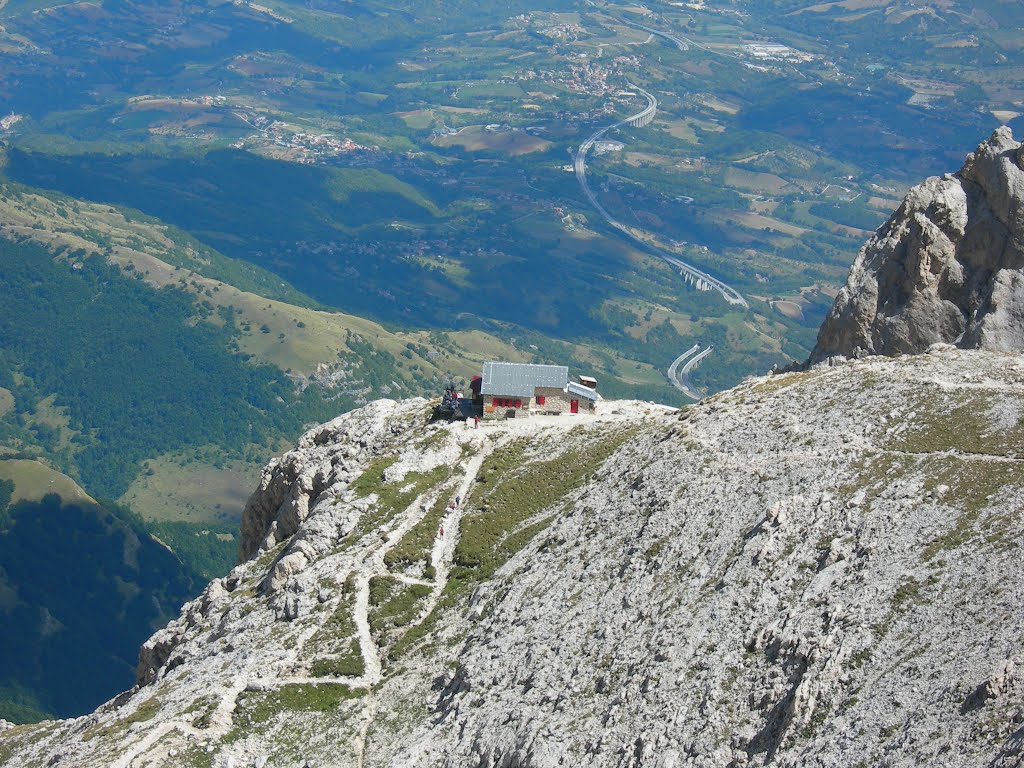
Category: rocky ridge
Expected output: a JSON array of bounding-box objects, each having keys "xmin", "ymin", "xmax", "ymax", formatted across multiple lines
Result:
[
  {"xmin": 4, "ymin": 131, "xmax": 1024, "ymax": 768},
  {"xmin": 0, "ymin": 348, "xmax": 1021, "ymax": 768},
  {"xmin": 810, "ymin": 127, "xmax": 1024, "ymax": 362}
]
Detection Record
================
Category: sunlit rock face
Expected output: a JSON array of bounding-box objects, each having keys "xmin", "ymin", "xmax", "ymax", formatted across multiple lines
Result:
[
  {"xmin": 2, "ymin": 350, "xmax": 1023, "ymax": 768},
  {"xmin": 811, "ymin": 127, "xmax": 1024, "ymax": 363}
]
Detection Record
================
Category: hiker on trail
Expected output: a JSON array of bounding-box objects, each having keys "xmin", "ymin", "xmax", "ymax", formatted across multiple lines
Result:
[
  {"xmin": 455, "ymin": 495, "xmax": 460, "ymax": 506},
  {"xmin": 439, "ymin": 525, "xmax": 444, "ymax": 537},
  {"xmin": 474, "ymin": 416, "xmax": 479, "ymax": 429}
]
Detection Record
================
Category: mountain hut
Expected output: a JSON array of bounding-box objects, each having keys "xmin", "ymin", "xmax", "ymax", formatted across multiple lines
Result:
[{"xmin": 478, "ymin": 361, "xmax": 600, "ymax": 419}]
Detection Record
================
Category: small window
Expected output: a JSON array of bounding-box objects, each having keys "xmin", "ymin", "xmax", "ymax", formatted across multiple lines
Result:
[{"xmin": 536, "ymin": 395, "xmax": 545, "ymax": 406}]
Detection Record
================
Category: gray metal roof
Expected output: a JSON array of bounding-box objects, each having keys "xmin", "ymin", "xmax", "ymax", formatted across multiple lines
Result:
[
  {"xmin": 481, "ymin": 362, "xmax": 568, "ymax": 397},
  {"xmin": 567, "ymin": 380, "xmax": 602, "ymax": 401}
]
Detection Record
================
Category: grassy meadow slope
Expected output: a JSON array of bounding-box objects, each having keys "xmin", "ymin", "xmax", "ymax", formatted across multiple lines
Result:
[
  {"xmin": 0, "ymin": 460, "xmax": 95, "ymax": 508},
  {"xmin": 0, "ymin": 177, "xmax": 672, "ymax": 395}
]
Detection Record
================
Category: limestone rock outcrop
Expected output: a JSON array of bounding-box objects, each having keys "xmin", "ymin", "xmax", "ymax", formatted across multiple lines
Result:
[
  {"xmin": 2, "ymin": 351, "xmax": 1022, "ymax": 768},
  {"xmin": 5, "ymin": 129, "xmax": 1024, "ymax": 768},
  {"xmin": 810, "ymin": 127, "xmax": 1024, "ymax": 363},
  {"xmin": 237, "ymin": 399, "xmax": 427, "ymax": 560}
]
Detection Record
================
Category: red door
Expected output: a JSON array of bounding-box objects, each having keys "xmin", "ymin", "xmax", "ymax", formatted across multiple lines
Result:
[{"xmin": 570, "ymin": 399, "xmax": 579, "ymax": 414}]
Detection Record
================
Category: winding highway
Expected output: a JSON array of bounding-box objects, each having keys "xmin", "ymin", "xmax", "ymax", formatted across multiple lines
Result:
[
  {"xmin": 667, "ymin": 344, "xmax": 700, "ymax": 398},
  {"xmin": 572, "ymin": 87, "xmax": 748, "ymax": 308},
  {"xmin": 621, "ymin": 19, "xmax": 690, "ymax": 52},
  {"xmin": 572, "ymin": 76, "xmax": 746, "ymax": 397},
  {"xmin": 667, "ymin": 344, "xmax": 714, "ymax": 400},
  {"xmin": 618, "ymin": 15, "xmax": 748, "ymax": 62},
  {"xmin": 573, "ymin": 84, "xmax": 657, "ymax": 227}
]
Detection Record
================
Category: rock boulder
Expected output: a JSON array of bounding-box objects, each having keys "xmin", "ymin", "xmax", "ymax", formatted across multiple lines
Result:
[{"xmin": 810, "ymin": 127, "xmax": 1024, "ymax": 363}]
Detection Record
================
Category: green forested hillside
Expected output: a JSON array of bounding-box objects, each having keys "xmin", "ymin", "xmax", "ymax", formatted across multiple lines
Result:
[
  {"xmin": 0, "ymin": 491, "xmax": 199, "ymax": 722},
  {"xmin": 0, "ymin": 237, "xmax": 342, "ymax": 722},
  {"xmin": 0, "ymin": 238, "xmax": 329, "ymax": 719},
  {"xmin": 0, "ymin": 237, "xmax": 336, "ymax": 500}
]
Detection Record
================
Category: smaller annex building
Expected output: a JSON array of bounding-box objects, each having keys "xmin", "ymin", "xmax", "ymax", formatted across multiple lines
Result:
[{"xmin": 474, "ymin": 361, "xmax": 601, "ymax": 419}]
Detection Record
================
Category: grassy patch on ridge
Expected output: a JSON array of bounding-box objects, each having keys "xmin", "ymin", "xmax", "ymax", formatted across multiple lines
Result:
[
  {"xmin": 890, "ymin": 393, "xmax": 1024, "ymax": 457},
  {"xmin": 302, "ymin": 581, "xmax": 362, "ymax": 676},
  {"xmin": 384, "ymin": 481, "xmax": 458, "ymax": 574},
  {"xmin": 233, "ymin": 683, "xmax": 363, "ymax": 727},
  {"xmin": 368, "ymin": 576, "xmax": 433, "ymax": 655},
  {"xmin": 452, "ymin": 427, "xmax": 637, "ymax": 581},
  {"xmin": 389, "ymin": 426, "xmax": 638, "ymax": 661},
  {"xmin": 351, "ymin": 461, "xmax": 451, "ymax": 537}
]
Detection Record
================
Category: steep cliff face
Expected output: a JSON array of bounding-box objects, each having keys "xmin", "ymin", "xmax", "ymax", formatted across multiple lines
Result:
[
  {"xmin": 810, "ymin": 127, "xmax": 1024, "ymax": 363},
  {"xmin": 1, "ymin": 349, "xmax": 1022, "ymax": 768}
]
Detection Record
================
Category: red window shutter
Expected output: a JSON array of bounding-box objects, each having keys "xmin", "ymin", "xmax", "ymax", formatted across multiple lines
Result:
[
  {"xmin": 537, "ymin": 395, "xmax": 545, "ymax": 406},
  {"xmin": 492, "ymin": 397, "xmax": 498, "ymax": 406},
  {"xmin": 515, "ymin": 399, "xmax": 522, "ymax": 408}
]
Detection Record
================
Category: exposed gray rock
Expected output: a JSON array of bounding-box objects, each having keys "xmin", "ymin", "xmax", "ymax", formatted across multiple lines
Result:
[
  {"xmin": 3, "ymin": 353, "xmax": 1022, "ymax": 768},
  {"xmin": 238, "ymin": 399, "xmax": 428, "ymax": 560},
  {"xmin": 810, "ymin": 127, "xmax": 1024, "ymax": 363}
]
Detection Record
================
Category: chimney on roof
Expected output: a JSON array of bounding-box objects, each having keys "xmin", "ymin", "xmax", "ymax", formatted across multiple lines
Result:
[{"xmin": 578, "ymin": 375, "xmax": 597, "ymax": 391}]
